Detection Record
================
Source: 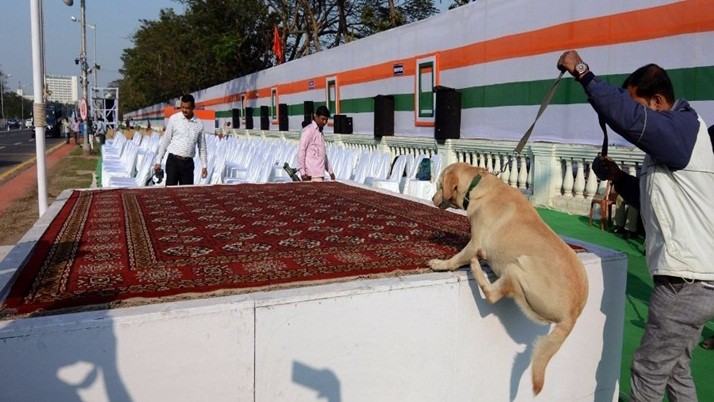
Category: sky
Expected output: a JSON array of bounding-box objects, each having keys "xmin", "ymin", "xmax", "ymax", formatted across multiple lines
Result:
[
  {"xmin": 0, "ymin": 0, "xmax": 452, "ymax": 98},
  {"xmin": 0, "ymin": 0, "xmax": 186, "ymax": 94}
]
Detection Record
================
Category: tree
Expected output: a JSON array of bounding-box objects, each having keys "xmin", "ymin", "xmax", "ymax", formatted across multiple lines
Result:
[
  {"xmin": 119, "ymin": 1, "xmax": 273, "ymax": 113},
  {"xmin": 357, "ymin": 0, "xmax": 437, "ymax": 36}
]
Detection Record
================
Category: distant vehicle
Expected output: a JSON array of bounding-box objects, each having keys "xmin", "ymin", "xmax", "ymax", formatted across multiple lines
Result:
[
  {"xmin": 45, "ymin": 108, "xmax": 61, "ymax": 138},
  {"xmin": 7, "ymin": 119, "xmax": 22, "ymax": 129},
  {"xmin": 25, "ymin": 118, "xmax": 33, "ymax": 128}
]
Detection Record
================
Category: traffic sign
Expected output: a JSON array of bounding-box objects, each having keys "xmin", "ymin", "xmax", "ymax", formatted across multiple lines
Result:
[{"xmin": 80, "ymin": 98, "xmax": 87, "ymax": 120}]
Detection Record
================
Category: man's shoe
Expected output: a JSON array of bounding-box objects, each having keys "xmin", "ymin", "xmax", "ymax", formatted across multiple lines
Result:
[{"xmin": 702, "ymin": 336, "xmax": 714, "ymax": 350}]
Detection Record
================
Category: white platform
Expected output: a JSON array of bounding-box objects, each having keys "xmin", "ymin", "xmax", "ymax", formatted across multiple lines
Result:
[
  {"xmin": 0, "ymin": 246, "xmax": 625, "ymax": 401},
  {"xmin": 0, "ymin": 187, "xmax": 627, "ymax": 401}
]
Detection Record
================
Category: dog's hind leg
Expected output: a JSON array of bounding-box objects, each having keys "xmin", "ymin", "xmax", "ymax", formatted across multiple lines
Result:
[
  {"xmin": 469, "ymin": 257, "xmax": 513, "ymax": 304},
  {"xmin": 428, "ymin": 241, "xmax": 478, "ymax": 271}
]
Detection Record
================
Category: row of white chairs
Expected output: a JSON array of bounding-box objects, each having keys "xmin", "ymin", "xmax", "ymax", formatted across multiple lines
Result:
[
  {"xmin": 101, "ymin": 131, "xmax": 160, "ymax": 188},
  {"xmin": 101, "ymin": 132, "xmax": 442, "ymax": 200}
]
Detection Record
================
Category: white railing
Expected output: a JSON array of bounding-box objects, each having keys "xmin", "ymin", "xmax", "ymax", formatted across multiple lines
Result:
[{"xmin": 226, "ymin": 129, "xmax": 645, "ymax": 215}]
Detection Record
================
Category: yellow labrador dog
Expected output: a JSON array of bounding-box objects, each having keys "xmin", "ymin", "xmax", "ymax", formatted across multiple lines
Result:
[{"xmin": 429, "ymin": 163, "xmax": 588, "ymax": 395}]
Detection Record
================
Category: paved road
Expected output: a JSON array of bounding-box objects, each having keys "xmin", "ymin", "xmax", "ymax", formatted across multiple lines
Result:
[{"xmin": 0, "ymin": 128, "xmax": 65, "ymax": 178}]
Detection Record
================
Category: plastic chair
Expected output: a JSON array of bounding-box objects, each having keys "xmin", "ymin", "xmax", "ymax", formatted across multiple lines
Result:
[{"xmin": 589, "ymin": 181, "xmax": 618, "ymax": 230}]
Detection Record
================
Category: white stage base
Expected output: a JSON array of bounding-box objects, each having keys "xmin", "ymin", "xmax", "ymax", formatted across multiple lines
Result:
[{"xmin": 0, "ymin": 239, "xmax": 626, "ymax": 402}]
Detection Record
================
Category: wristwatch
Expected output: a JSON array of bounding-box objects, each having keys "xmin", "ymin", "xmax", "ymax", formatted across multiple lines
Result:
[{"xmin": 575, "ymin": 62, "xmax": 589, "ymax": 77}]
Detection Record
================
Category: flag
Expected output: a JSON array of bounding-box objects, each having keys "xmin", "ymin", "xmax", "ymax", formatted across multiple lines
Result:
[{"xmin": 272, "ymin": 25, "xmax": 284, "ymax": 64}]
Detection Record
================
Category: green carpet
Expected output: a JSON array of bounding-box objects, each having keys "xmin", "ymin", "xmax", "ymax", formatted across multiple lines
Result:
[{"xmin": 537, "ymin": 208, "xmax": 714, "ymax": 401}]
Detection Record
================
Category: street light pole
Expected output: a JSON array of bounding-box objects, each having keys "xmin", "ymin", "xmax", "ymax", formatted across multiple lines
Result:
[
  {"xmin": 30, "ymin": 0, "xmax": 48, "ymax": 216},
  {"xmin": 79, "ymin": 0, "xmax": 90, "ymax": 155},
  {"xmin": 0, "ymin": 73, "xmax": 11, "ymax": 121},
  {"xmin": 70, "ymin": 1, "xmax": 92, "ymax": 155}
]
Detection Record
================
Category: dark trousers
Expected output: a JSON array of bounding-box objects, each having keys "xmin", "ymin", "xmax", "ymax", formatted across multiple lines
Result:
[{"xmin": 165, "ymin": 153, "xmax": 195, "ymax": 186}]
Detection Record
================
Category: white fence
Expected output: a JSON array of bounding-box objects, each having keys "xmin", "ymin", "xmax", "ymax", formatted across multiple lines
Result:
[{"xmin": 229, "ymin": 129, "xmax": 645, "ymax": 215}]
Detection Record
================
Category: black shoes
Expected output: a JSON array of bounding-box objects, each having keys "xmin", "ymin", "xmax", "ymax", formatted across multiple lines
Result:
[
  {"xmin": 612, "ymin": 226, "xmax": 637, "ymax": 239},
  {"xmin": 702, "ymin": 336, "xmax": 714, "ymax": 350}
]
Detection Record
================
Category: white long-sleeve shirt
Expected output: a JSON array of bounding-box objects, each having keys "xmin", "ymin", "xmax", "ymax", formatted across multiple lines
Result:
[{"xmin": 155, "ymin": 112, "xmax": 207, "ymax": 167}]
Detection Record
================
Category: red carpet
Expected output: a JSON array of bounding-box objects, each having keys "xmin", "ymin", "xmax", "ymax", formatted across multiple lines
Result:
[{"xmin": 2, "ymin": 182, "xmax": 475, "ymax": 316}]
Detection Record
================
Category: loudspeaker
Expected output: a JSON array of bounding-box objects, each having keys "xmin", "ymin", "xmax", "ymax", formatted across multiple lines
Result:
[
  {"xmin": 260, "ymin": 105, "xmax": 269, "ymax": 130},
  {"xmin": 373, "ymin": 95, "xmax": 394, "ymax": 137},
  {"xmin": 245, "ymin": 107, "xmax": 254, "ymax": 129},
  {"xmin": 333, "ymin": 114, "xmax": 345, "ymax": 133},
  {"xmin": 344, "ymin": 116, "xmax": 353, "ymax": 134},
  {"xmin": 231, "ymin": 108, "xmax": 241, "ymax": 128},
  {"xmin": 278, "ymin": 103, "xmax": 288, "ymax": 131},
  {"xmin": 434, "ymin": 86, "xmax": 461, "ymax": 141},
  {"xmin": 303, "ymin": 101, "xmax": 314, "ymax": 126}
]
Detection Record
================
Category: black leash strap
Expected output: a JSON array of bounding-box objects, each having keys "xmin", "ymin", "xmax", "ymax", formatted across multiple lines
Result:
[
  {"xmin": 503, "ymin": 71, "xmax": 565, "ymax": 173},
  {"xmin": 598, "ymin": 114, "xmax": 609, "ymax": 156}
]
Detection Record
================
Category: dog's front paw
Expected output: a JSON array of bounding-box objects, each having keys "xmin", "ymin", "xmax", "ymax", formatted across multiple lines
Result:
[{"xmin": 428, "ymin": 259, "xmax": 453, "ymax": 271}]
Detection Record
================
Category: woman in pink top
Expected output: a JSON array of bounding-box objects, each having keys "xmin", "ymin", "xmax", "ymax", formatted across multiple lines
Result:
[{"xmin": 298, "ymin": 106, "xmax": 335, "ymax": 181}]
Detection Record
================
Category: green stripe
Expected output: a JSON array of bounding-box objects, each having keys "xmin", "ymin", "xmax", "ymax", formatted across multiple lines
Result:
[{"xmin": 213, "ymin": 66, "xmax": 714, "ymax": 117}]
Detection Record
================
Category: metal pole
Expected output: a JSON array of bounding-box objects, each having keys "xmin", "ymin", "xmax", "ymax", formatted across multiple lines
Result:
[
  {"xmin": 80, "ymin": 0, "xmax": 90, "ymax": 155},
  {"xmin": 30, "ymin": 0, "xmax": 48, "ymax": 216}
]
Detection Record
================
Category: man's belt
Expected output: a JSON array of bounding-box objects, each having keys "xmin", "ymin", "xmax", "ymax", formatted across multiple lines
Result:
[{"xmin": 170, "ymin": 153, "xmax": 192, "ymax": 161}]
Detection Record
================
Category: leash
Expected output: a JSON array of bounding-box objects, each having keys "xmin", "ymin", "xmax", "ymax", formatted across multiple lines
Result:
[
  {"xmin": 502, "ymin": 70, "xmax": 565, "ymax": 173},
  {"xmin": 501, "ymin": 70, "xmax": 609, "ymax": 172}
]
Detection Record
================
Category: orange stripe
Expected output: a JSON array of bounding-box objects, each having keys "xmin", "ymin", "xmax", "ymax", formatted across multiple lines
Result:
[
  {"xmin": 440, "ymin": 0, "xmax": 714, "ymax": 69},
  {"xmin": 190, "ymin": 0, "xmax": 714, "ymax": 109}
]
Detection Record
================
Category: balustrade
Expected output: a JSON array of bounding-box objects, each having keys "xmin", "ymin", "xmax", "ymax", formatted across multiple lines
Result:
[{"xmin": 228, "ymin": 129, "xmax": 644, "ymax": 216}]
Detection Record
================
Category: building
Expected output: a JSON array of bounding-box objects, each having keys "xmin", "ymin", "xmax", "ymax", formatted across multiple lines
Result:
[{"xmin": 44, "ymin": 74, "xmax": 78, "ymax": 104}]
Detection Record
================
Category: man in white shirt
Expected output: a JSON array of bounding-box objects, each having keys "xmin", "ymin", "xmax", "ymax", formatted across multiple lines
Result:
[{"xmin": 154, "ymin": 94, "xmax": 208, "ymax": 185}]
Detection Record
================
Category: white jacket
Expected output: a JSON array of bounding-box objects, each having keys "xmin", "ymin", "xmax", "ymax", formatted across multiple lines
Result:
[{"xmin": 639, "ymin": 116, "xmax": 714, "ymax": 280}]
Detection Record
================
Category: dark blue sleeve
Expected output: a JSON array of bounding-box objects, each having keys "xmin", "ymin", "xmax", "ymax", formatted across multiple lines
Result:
[
  {"xmin": 612, "ymin": 173, "xmax": 640, "ymax": 210},
  {"xmin": 580, "ymin": 74, "xmax": 700, "ymax": 170}
]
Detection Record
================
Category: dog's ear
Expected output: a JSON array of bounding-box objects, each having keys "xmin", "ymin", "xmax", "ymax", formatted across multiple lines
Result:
[{"xmin": 441, "ymin": 170, "xmax": 457, "ymax": 201}]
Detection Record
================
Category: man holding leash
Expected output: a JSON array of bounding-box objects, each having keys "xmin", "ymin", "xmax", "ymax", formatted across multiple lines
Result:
[
  {"xmin": 154, "ymin": 94, "xmax": 208, "ymax": 186},
  {"xmin": 558, "ymin": 50, "xmax": 714, "ymax": 401},
  {"xmin": 298, "ymin": 105, "xmax": 336, "ymax": 182}
]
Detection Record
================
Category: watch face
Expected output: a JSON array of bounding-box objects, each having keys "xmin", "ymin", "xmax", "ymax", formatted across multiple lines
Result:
[{"xmin": 576, "ymin": 63, "xmax": 588, "ymax": 74}]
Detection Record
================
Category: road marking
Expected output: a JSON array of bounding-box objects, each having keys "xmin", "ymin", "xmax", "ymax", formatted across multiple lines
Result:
[
  {"xmin": 13, "ymin": 142, "xmax": 23, "ymax": 146},
  {"xmin": 0, "ymin": 146, "xmax": 5, "ymax": 150}
]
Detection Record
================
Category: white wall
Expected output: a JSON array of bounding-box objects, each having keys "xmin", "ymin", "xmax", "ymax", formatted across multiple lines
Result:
[{"xmin": 0, "ymin": 241, "xmax": 626, "ymax": 402}]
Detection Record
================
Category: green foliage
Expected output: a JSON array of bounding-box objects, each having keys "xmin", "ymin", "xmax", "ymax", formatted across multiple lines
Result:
[
  {"xmin": 357, "ymin": 0, "xmax": 437, "ymax": 36},
  {"xmin": 119, "ymin": 1, "xmax": 272, "ymax": 113}
]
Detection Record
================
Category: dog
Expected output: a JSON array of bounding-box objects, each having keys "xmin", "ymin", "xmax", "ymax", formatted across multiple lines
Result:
[{"xmin": 428, "ymin": 163, "xmax": 588, "ymax": 395}]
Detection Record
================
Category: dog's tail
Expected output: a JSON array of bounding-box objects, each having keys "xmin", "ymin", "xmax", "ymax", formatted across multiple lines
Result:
[{"xmin": 531, "ymin": 320, "xmax": 575, "ymax": 395}]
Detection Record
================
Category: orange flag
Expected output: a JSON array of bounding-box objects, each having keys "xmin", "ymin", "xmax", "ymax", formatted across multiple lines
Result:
[{"xmin": 272, "ymin": 26, "xmax": 284, "ymax": 64}]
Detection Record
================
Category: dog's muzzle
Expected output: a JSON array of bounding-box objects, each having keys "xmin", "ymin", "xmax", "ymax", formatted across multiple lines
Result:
[{"xmin": 438, "ymin": 200, "xmax": 451, "ymax": 209}]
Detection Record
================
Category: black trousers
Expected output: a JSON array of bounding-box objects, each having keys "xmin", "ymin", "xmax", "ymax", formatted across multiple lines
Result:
[{"xmin": 165, "ymin": 153, "xmax": 195, "ymax": 186}]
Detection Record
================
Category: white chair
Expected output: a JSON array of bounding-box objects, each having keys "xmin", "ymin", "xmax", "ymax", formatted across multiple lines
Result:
[
  {"xmin": 363, "ymin": 152, "xmax": 393, "ymax": 187},
  {"xmin": 404, "ymin": 154, "xmax": 441, "ymax": 201},
  {"xmin": 107, "ymin": 151, "xmax": 156, "ymax": 188},
  {"xmin": 370, "ymin": 154, "xmax": 408, "ymax": 193}
]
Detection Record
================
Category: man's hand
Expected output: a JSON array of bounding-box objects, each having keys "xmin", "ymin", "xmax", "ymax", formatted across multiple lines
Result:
[
  {"xmin": 329, "ymin": 173, "xmax": 336, "ymax": 181},
  {"xmin": 300, "ymin": 174, "xmax": 309, "ymax": 181},
  {"xmin": 201, "ymin": 167, "xmax": 208, "ymax": 179},
  {"xmin": 557, "ymin": 50, "xmax": 585, "ymax": 78},
  {"xmin": 592, "ymin": 154, "xmax": 623, "ymax": 182}
]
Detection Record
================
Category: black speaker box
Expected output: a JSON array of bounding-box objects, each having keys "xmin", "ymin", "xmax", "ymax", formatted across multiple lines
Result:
[
  {"xmin": 231, "ymin": 108, "xmax": 241, "ymax": 129},
  {"xmin": 303, "ymin": 101, "xmax": 314, "ymax": 126},
  {"xmin": 278, "ymin": 103, "xmax": 288, "ymax": 131},
  {"xmin": 333, "ymin": 114, "xmax": 345, "ymax": 133},
  {"xmin": 434, "ymin": 86, "xmax": 461, "ymax": 141},
  {"xmin": 373, "ymin": 95, "xmax": 395, "ymax": 137},
  {"xmin": 245, "ymin": 107, "xmax": 254, "ymax": 129},
  {"xmin": 260, "ymin": 105, "xmax": 270, "ymax": 130},
  {"xmin": 344, "ymin": 116, "xmax": 353, "ymax": 134}
]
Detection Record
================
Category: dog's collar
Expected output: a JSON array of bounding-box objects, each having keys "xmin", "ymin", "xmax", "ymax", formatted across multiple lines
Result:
[{"xmin": 462, "ymin": 174, "xmax": 484, "ymax": 209}]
